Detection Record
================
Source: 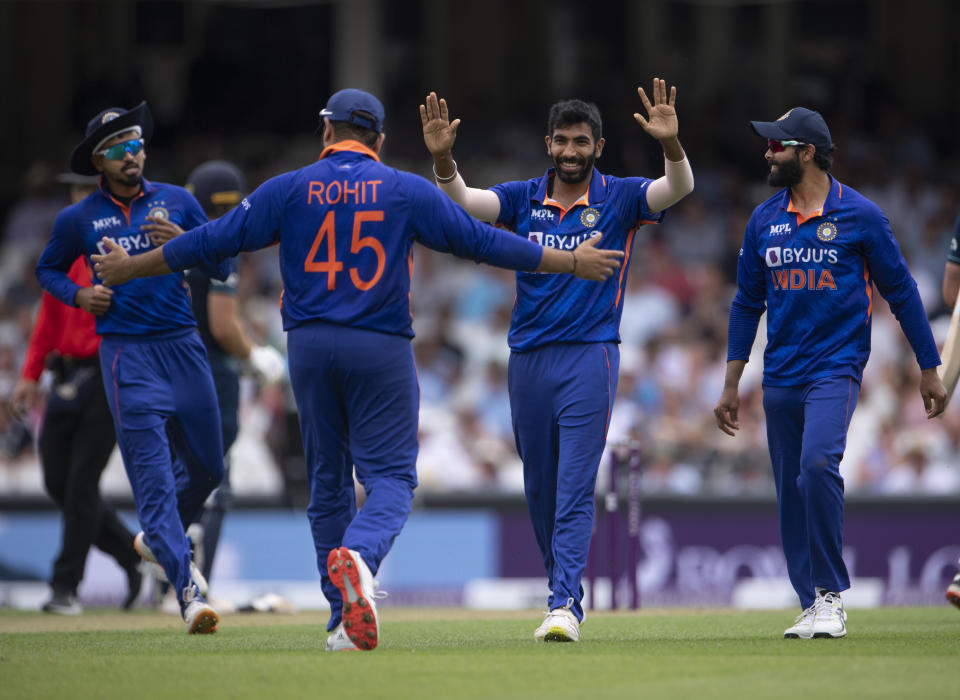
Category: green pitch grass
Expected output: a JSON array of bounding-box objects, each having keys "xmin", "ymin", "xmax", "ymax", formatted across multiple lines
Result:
[{"xmin": 2, "ymin": 607, "xmax": 959, "ymax": 699}]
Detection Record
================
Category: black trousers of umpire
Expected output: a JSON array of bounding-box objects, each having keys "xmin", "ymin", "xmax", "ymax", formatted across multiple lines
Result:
[{"xmin": 40, "ymin": 361, "xmax": 139, "ymax": 594}]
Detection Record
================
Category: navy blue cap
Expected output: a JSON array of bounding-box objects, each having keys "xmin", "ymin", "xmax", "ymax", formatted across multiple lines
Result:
[
  {"xmin": 186, "ymin": 160, "xmax": 246, "ymax": 217},
  {"xmin": 70, "ymin": 101, "xmax": 154, "ymax": 175},
  {"xmin": 319, "ymin": 89, "xmax": 384, "ymax": 134},
  {"xmin": 750, "ymin": 107, "xmax": 832, "ymax": 154}
]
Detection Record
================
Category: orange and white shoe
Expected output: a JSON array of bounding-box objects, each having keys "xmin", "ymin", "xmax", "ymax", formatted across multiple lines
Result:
[
  {"xmin": 327, "ymin": 547, "xmax": 379, "ymax": 651},
  {"xmin": 182, "ymin": 585, "xmax": 219, "ymax": 635}
]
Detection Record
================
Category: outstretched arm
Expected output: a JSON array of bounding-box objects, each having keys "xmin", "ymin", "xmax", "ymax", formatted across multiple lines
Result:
[
  {"xmin": 635, "ymin": 78, "xmax": 694, "ymax": 213},
  {"xmin": 92, "ymin": 239, "xmax": 171, "ymax": 285},
  {"xmin": 420, "ymin": 91, "xmax": 501, "ymax": 221}
]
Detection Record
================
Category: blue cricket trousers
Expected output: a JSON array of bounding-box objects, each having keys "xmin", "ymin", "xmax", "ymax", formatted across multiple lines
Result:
[
  {"xmin": 287, "ymin": 321, "xmax": 418, "ymax": 631},
  {"xmin": 508, "ymin": 342, "xmax": 619, "ymax": 622},
  {"xmin": 762, "ymin": 375, "xmax": 858, "ymax": 609},
  {"xmin": 99, "ymin": 328, "xmax": 224, "ymax": 598}
]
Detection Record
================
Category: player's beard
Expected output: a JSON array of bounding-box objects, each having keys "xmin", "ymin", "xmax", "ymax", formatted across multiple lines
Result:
[
  {"xmin": 767, "ymin": 152, "xmax": 803, "ymax": 188},
  {"xmin": 554, "ymin": 152, "xmax": 595, "ymax": 185}
]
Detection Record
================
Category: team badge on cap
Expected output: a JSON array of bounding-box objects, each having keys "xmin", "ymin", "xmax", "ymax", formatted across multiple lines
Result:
[
  {"xmin": 580, "ymin": 208, "xmax": 600, "ymax": 228},
  {"xmin": 816, "ymin": 221, "xmax": 838, "ymax": 242},
  {"xmin": 101, "ymin": 111, "xmax": 121, "ymax": 124}
]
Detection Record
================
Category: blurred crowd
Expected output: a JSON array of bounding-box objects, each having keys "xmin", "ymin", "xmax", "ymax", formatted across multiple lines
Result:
[{"xmin": 1, "ymin": 109, "xmax": 959, "ymax": 503}]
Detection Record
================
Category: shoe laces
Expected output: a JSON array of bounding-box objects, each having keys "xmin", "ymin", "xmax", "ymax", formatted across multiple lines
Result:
[
  {"xmin": 814, "ymin": 592, "xmax": 842, "ymax": 620},
  {"xmin": 793, "ymin": 602, "xmax": 817, "ymax": 625}
]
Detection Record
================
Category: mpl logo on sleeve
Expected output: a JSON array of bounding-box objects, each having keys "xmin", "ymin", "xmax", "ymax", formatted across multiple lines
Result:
[{"xmin": 765, "ymin": 247, "xmax": 782, "ymax": 267}]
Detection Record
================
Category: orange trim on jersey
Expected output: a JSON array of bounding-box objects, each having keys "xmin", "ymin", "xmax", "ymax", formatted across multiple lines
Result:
[
  {"xmin": 541, "ymin": 179, "xmax": 590, "ymax": 222},
  {"xmin": 786, "ymin": 197, "xmax": 823, "ymax": 226},
  {"xmin": 111, "ymin": 348, "xmax": 123, "ymax": 429},
  {"xmin": 863, "ymin": 264, "xmax": 872, "ymax": 324},
  {"xmin": 844, "ymin": 377, "xmax": 853, "ymax": 425},
  {"xmin": 602, "ymin": 345, "xmax": 613, "ymax": 434},
  {"xmin": 318, "ymin": 140, "xmax": 380, "ymax": 162},
  {"xmin": 407, "ymin": 249, "xmax": 414, "ymax": 322},
  {"xmin": 614, "ymin": 228, "xmax": 636, "ymax": 308},
  {"xmin": 837, "ymin": 183, "xmax": 843, "ymax": 199}
]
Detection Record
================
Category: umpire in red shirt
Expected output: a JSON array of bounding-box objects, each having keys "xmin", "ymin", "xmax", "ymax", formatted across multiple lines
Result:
[{"xmin": 12, "ymin": 175, "xmax": 141, "ymax": 615}]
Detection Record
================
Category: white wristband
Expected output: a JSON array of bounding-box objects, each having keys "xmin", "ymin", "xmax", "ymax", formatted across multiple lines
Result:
[{"xmin": 433, "ymin": 161, "xmax": 458, "ymax": 184}]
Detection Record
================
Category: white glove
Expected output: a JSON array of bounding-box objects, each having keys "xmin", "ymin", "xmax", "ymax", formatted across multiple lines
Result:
[{"xmin": 248, "ymin": 345, "xmax": 287, "ymax": 384}]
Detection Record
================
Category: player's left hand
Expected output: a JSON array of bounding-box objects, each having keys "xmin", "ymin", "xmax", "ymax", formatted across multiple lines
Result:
[
  {"xmin": 920, "ymin": 367, "xmax": 947, "ymax": 418},
  {"xmin": 634, "ymin": 78, "xmax": 678, "ymax": 141},
  {"xmin": 91, "ymin": 238, "xmax": 133, "ymax": 286},
  {"xmin": 142, "ymin": 215, "xmax": 184, "ymax": 245}
]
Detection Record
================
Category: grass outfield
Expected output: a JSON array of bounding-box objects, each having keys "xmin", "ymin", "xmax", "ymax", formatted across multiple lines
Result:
[{"xmin": 2, "ymin": 607, "xmax": 959, "ymax": 699}]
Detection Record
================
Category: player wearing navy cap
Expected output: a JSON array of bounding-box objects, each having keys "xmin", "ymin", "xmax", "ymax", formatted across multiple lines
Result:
[
  {"xmin": 35, "ymin": 101, "xmax": 227, "ymax": 634},
  {"xmin": 420, "ymin": 79, "xmax": 695, "ymax": 641},
  {"xmin": 140, "ymin": 159, "xmax": 287, "ymax": 594},
  {"xmin": 715, "ymin": 107, "xmax": 946, "ymax": 639},
  {"xmin": 91, "ymin": 88, "xmax": 624, "ymax": 651}
]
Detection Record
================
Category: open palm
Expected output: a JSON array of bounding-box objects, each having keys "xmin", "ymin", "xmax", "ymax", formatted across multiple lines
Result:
[
  {"xmin": 634, "ymin": 78, "xmax": 678, "ymax": 140},
  {"xmin": 419, "ymin": 91, "xmax": 460, "ymax": 158}
]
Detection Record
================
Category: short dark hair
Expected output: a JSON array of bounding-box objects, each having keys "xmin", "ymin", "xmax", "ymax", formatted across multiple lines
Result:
[
  {"xmin": 547, "ymin": 99, "xmax": 602, "ymax": 143},
  {"xmin": 330, "ymin": 112, "xmax": 380, "ymax": 149},
  {"xmin": 812, "ymin": 145, "xmax": 835, "ymax": 172}
]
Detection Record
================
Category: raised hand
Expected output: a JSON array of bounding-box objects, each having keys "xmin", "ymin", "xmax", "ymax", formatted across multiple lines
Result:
[
  {"xmin": 633, "ymin": 78, "xmax": 678, "ymax": 142},
  {"xmin": 419, "ymin": 91, "xmax": 461, "ymax": 159}
]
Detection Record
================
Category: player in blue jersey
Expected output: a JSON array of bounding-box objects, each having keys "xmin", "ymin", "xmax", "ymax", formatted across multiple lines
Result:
[
  {"xmin": 420, "ymin": 79, "xmax": 695, "ymax": 641},
  {"xmin": 35, "ymin": 101, "xmax": 226, "ymax": 634},
  {"xmin": 90, "ymin": 88, "xmax": 624, "ymax": 651},
  {"xmin": 940, "ymin": 210, "xmax": 960, "ymax": 610},
  {"xmin": 143, "ymin": 160, "xmax": 286, "ymax": 593},
  {"xmin": 714, "ymin": 107, "xmax": 946, "ymax": 639}
]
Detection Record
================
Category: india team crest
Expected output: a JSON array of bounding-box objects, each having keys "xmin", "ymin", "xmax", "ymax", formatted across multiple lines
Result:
[
  {"xmin": 101, "ymin": 111, "xmax": 120, "ymax": 124},
  {"xmin": 148, "ymin": 205, "xmax": 169, "ymax": 221},
  {"xmin": 580, "ymin": 208, "xmax": 600, "ymax": 228},
  {"xmin": 816, "ymin": 221, "xmax": 838, "ymax": 242}
]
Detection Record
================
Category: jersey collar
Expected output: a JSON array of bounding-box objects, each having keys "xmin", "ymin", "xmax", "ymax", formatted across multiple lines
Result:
[
  {"xmin": 318, "ymin": 140, "xmax": 380, "ymax": 162},
  {"xmin": 782, "ymin": 174, "xmax": 843, "ymax": 224},
  {"xmin": 535, "ymin": 166, "xmax": 608, "ymax": 211}
]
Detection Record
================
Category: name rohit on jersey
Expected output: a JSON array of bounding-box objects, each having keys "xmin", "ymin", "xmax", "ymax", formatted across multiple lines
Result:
[
  {"xmin": 307, "ymin": 179, "xmax": 382, "ymax": 205},
  {"xmin": 765, "ymin": 246, "xmax": 837, "ymax": 290},
  {"xmin": 528, "ymin": 230, "xmax": 597, "ymax": 250}
]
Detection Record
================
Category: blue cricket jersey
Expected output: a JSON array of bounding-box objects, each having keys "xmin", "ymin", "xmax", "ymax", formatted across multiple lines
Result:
[
  {"xmin": 35, "ymin": 178, "xmax": 229, "ymax": 336},
  {"xmin": 161, "ymin": 141, "xmax": 545, "ymax": 336},
  {"xmin": 728, "ymin": 176, "xmax": 940, "ymax": 386},
  {"xmin": 492, "ymin": 167, "xmax": 662, "ymax": 351}
]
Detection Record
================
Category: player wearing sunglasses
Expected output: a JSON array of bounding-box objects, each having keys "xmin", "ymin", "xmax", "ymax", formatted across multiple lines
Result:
[
  {"xmin": 35, "ymin": 101, "xmax": 229, "ymax": 634},
  {"xmin": 714, "ymin": 107, "xmax": 945, "ymax": 639}
]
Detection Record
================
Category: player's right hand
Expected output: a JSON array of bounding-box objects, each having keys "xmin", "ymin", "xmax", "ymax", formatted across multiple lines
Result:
[
  {"xmin": 74, "ymin": 283, "xmax": 114, "ymax": 315},
  {"xmin": 91, "ymin": 238, "xmax": 133, "ymax": 286},
  {"xmin": 571, "ymin": 234, "xmax": 624, "ymax": 281},
  {"xmin": 419, "ymin": 91, "xmax": 460, "ymax": 159},
  {"xmin": 714, "ymin": 388, "xmax": 741, "ymax": 436}
]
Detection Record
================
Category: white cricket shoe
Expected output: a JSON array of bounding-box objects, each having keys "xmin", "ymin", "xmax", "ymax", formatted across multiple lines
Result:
[
  {"xmin": 946, "ymin": 573, "xmax": 960, "ymax": 610},
  {"xmin": 811, "ymin": 591, "xmax": 847, "ymax": 638},
  {"xmin": 135, "ymin": 531, "xmax": 208, "ymax": 597},
  {"xmin": 534, "ymin": 606, "xmax": 580, "ymax": 642},
  {"xmin": 325, "ymin": 622, "xmax": 359, "ymax": 651},
  {"xmin": 783, "ymin": 603, "xmax": 817, "ymax": 639},
  {"xmin": 327, "ymin": 547, "xmax": 380, "ymax": 651},
  {"xmin": 182, "ymin": 585, "xmax": 219, "ymax": 634}
]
